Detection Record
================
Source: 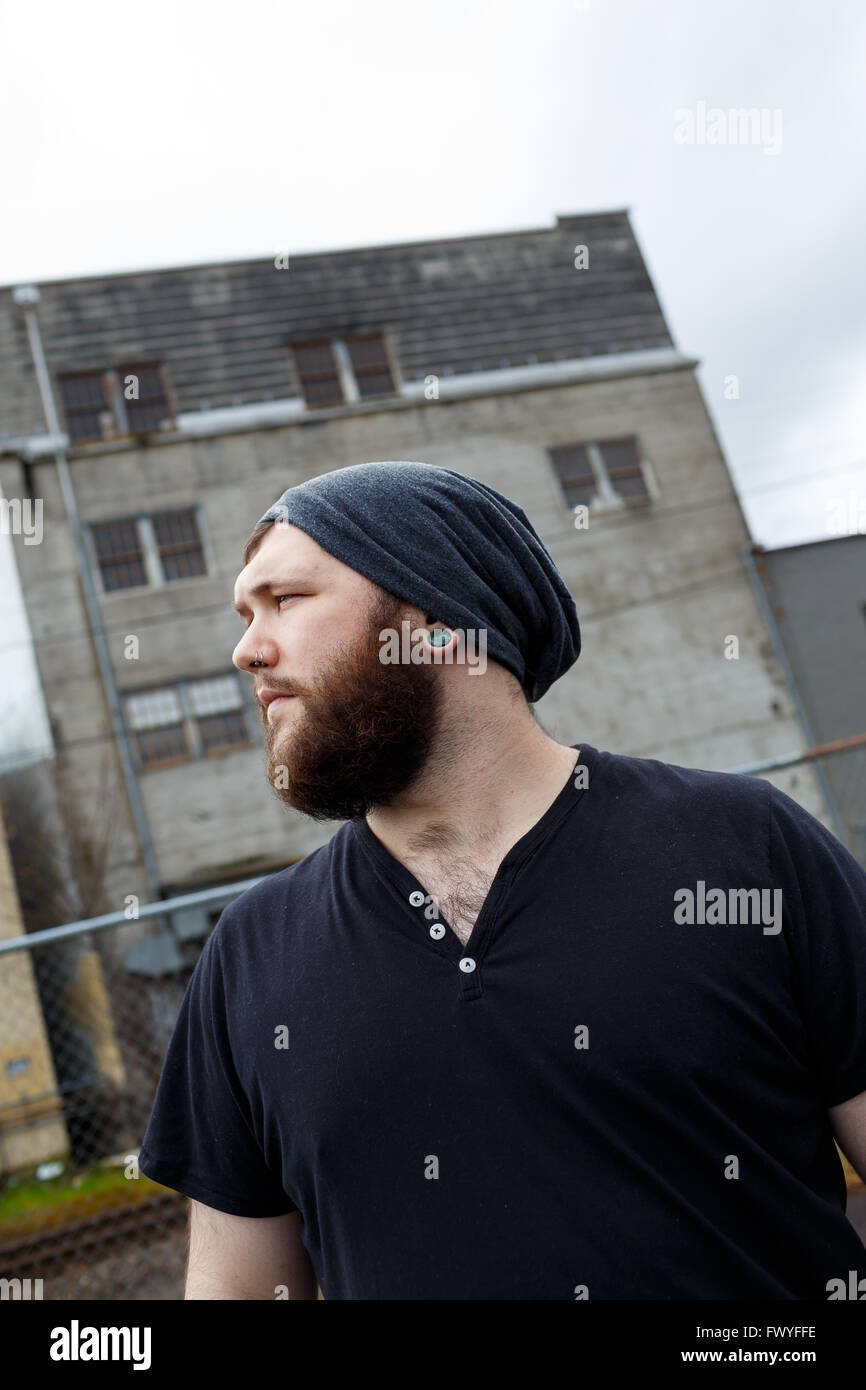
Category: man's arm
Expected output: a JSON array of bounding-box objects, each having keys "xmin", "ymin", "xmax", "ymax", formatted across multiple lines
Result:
[
  {"xmin": 185, "ymin": 1199, "xmax": 319, "ymax": 1300},
  {"xmin": 829, "ymin": 1089, "xmax": 866, "ymax": 1184}
]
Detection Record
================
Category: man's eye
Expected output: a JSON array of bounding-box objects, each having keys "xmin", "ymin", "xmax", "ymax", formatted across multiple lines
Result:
[{"xmin": 277, "ymin": 594, "xmax": 297, "ymax": 605}]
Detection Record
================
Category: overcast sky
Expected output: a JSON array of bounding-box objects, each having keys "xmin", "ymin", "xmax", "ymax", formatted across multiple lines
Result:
[{"xmin": 1, "ymin": 0, "xmax": 864, "ymax": 765}]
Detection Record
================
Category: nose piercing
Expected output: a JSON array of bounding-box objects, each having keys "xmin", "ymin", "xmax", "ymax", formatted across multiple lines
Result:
[{"xmin": 252, "ymin": 650, "xmax": 264, "ymax": 667}]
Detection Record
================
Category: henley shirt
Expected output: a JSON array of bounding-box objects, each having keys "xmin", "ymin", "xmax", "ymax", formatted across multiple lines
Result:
[{"xmin": 138, "ymin": 742, "xmax": 866, "ymax": 1299}]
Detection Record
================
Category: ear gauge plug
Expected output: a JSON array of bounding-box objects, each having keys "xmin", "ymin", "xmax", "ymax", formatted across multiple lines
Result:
[{"xmin": 427, "ymin": 629, "xmax": 451, "ymax": 647}]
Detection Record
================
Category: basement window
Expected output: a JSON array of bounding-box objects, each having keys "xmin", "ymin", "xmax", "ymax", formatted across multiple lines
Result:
[
  {"xmin": 124, "ymin": 674, "xmax": 252, "ymax": 768},
  {"xmin": 187, "ymin": 676, "xmax": 249, "ymax": 754},
  {"xmin": 126, "ymin": 688, "xmax": 188, "ymax": 767}
]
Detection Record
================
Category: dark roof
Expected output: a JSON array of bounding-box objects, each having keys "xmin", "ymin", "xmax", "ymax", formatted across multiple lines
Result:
[{"xmin": 0, "ymin": 212, "xmax": 674, "ymax": 438}]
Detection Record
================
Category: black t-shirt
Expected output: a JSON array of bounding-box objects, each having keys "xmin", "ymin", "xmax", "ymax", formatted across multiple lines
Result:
[{"xmin": 138, "ymin": 742, "xmax": 866, "ymax": 1299}]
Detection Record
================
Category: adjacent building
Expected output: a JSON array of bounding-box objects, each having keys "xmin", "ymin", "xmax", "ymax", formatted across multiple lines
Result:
[{"xmin": 749, "ymin": 534, "xmax": 866, "ymax": 865}]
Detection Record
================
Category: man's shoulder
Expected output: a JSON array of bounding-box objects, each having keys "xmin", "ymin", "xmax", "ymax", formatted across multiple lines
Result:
[
  {"xmin": 209, "ymin": 823, "xmax": 353, "ymax": 952},
  {"xmin": 593, "ymin": 743, "xmax": 770, "ymax": 817},
  {"xmin": 582, "ymin": 744, "xmax": 774, "ymax": 873}
]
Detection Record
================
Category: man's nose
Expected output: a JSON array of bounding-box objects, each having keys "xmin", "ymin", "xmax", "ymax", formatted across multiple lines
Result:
[{"xmin": 232, "ymin": 629, "xmax": 273, "ymax": 671}]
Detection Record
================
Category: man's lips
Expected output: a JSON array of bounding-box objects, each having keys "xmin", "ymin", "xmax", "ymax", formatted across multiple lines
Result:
[
  {"xmin": 258, "ymin": 688, "xmax": 296, "ymax": 708},
  {"xmin": 266, "ymin": 695, "xmax": 295, "ymax": 713}
]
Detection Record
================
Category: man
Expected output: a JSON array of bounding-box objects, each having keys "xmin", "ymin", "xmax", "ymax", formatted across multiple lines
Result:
[{"xmin": 139, "ymin": 460, "xmax": 866, "ymax": 1300}]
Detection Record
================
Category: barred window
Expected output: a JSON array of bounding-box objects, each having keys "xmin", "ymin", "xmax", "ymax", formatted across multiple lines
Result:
[
  {"xmin": 125, "ymin": 688, "xmax": 187, "ymax": 766},
  {"xmin": 58, "ymin": 364, "xmax": 172, "ymax": 442},
  {"xmin": 548, "ymin": 444, "xmax": 596, "ymax": 510},
  {"xmin": 91, "ymin": 518, "xmax": 147, "ymax": 591},
  {"xmin": 119, "ymin": 363, "xmax": 172, "ymax": 433},
  {"xmin": 188, "ymin": 675, "xmax": 249, "ymax": 754},
  {"xmin": 152, "ymin": 508, "xmax": 206, "ymax": 581},
  {"xmin": 293, "ymin": 340, "xmax": 344, "ymax": 407},
  {"xmin": 186, "ymin": 675, "xmax": 243, "ymax": 718},
  {"xmin": 548, "ymin": 435, "xmax": 651, "ymax": 512},
  {"xmin": 345, "ymin": 333, "xmax": 395, "ymax": 398},
  {"xmin": 58, "ymin": 372, "xmax": 113, "ymax": 443}
]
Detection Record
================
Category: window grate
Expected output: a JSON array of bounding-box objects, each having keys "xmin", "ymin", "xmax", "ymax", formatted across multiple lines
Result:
[
  {"xmin": 599, "ymin": 437, "xmax": 650, "ymax": 507},
  {"xmin": 124, "ymin": 676, "xmax": 250, "ymax": 767},
  {"xmin": 58, "ymin": 373, "xmax": 113, "ymax": 442},
  {"xmin": 187, "ymin": 676, "xmax": 244, "ymax": 717},
  {"xmin": 548, "ymin": 443, "xmax": 596, "ymax": 510},
  {"xmin": 198, "ymin": 709, "xmax": 249, "ymax": 753},
  {"xmin": 119, "ymin": 363, "xmax": 171, "ymax": 433},
  {"xmin": 133, "ymin": 725, "xmax": 188, "ymax": 766},
  {"xmin": 152, "ymin": 508, "xmax": 206, "ymax": 581},
  {"xmin": 292, "ymin": 340, "xmax": 344, "ymax": 407},
  {"xmin": 548, "ymin": 435, "xmax": 651, "ymax": 511},
  {"xmin": 58, "ymin": 363, "xmax": 173, "ymax": 441},
  {"xmin": 91, "ymin": 519, "xmax": 147, "ymax": 591},
  {"xmin": 345, "ymin": 333, "xmax": 395, "ymax": 398}
]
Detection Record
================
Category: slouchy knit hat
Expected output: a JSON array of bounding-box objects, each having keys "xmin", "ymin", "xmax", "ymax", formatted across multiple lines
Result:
[{"xmin": 255, "ymin": 461, "xmax": 580, "ymax": 702}]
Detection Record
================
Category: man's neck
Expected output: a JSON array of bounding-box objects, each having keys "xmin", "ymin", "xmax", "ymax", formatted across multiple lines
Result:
[{"xmin": 365, "ymin": 716, "xmax": 580, "ymax": 865}]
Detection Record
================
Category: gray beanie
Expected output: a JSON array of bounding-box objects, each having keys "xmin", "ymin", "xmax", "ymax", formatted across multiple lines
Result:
[{"xmin": 255, "ymin": 461, "xmax": 580, "ymax": 702}]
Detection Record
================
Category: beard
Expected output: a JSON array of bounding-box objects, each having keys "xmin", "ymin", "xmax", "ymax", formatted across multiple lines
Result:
[{"xmin": 262, "ymin": 591, "xmax": 442, "ymax": 821}]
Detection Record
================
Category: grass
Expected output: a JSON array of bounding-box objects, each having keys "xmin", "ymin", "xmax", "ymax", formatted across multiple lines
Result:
[{"xmin": 0, "ymin": 1160, "xmax": 172, "ymax": 1242}]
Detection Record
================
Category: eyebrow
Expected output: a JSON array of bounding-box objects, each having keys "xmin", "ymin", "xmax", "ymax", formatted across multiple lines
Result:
[{"xmin": 232, "ymin": 577, "xmax": 312, "ymax": 616}]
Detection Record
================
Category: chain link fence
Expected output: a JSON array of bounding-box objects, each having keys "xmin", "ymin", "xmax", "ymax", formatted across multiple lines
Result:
[
  {"xmin": 1, "ymin": 744, "xmax": 864, "ymax": 1301},
  {"xmin": 0, "ymin": 890, "xmax": 237, "ymax": 1301}
]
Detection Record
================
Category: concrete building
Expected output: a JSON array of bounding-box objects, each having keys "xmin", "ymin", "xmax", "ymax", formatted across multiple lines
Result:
[{"xmin": 0, "ymin": 211, "xmax": 831, "ymax": 962}]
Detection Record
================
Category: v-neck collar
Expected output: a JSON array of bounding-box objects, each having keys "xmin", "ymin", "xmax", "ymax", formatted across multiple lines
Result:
[{"xmin": 349, "ymin": 743, "xmax": 597, "ymax": 962}]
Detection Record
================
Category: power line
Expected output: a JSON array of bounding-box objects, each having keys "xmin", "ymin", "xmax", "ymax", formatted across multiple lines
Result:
[{"xmin": 737, "ymin": 460, "xmax": 866, "ymax": 496}]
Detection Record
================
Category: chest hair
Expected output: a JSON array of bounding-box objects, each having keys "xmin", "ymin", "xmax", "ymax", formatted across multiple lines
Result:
[{"xmin": 406, "ymin": 830, "xmax": 505, "ymax": 947}]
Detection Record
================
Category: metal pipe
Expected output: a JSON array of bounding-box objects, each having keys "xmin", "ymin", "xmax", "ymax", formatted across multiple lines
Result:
[
  {"xmin": 0, "ymin": 875, "xmax": 268, "ymax": 955},
  {"xmin": 726, "ymin": 729, "xmax": 866, "ymax": 774}
]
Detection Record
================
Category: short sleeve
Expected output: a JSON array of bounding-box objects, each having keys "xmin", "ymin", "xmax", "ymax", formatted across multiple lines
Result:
[
  {"xmin": 138, "ymin": 922, "xmax": 297, "ymax": 1217},
  {"xmin": 770, "ymin": 782, "xmax": 866, "ymax": 1108}
]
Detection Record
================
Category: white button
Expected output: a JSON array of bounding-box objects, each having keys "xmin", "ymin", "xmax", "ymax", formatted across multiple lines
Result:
[
  {"xmin": 459, "ymin": 957, "xmax": 476, "ymax": 973},
  {"xmin": 429, "ymin": 923, "xmax": 446, "ymax": 940},
  {"xmin": 409, "ymin": 890, "xmax": 425, "ymax": 907}
]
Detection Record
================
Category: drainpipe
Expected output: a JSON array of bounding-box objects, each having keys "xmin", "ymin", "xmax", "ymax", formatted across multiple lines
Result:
[
  {"xmin": 741, "ymin": 542, "xmax": 845, "ymax": 844},
  {"xmin": 12, "ymin": 284, "xmax": 163, "ymax": 902}
]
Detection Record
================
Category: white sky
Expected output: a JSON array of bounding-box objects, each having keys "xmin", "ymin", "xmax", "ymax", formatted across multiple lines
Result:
[{"xmin": 1, "ymin": 0, "xmax": 865, "ymax": 765}]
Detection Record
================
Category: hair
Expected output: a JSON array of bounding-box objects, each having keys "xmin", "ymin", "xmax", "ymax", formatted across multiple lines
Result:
[
  {"xmin": 242, "ymin": 516, "xmax": 532, "ymax": 708},
  {"xmin": 243, "ymin": 517, "xmax": 277, "ymax": 567}
]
